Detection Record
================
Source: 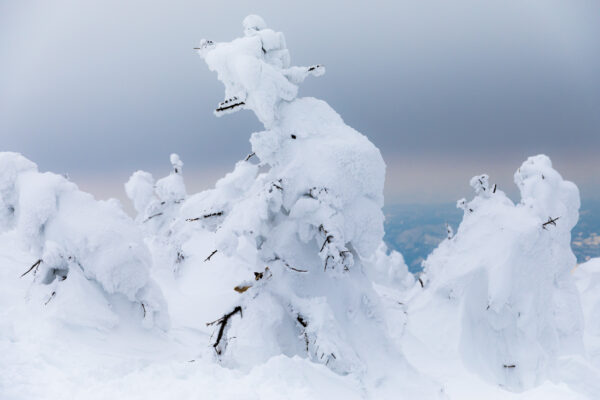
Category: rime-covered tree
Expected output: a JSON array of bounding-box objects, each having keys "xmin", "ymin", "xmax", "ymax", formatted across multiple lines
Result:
[
  {"xmin": 414, "ymin": 155, "xmax": 584, "ymax": 391},
  {"xmin": 134, "ymin": 16, "xmax": 422, "ymax": 388},
  {"xmin": 0, "ymin": 152, "xmax": 169, "ymax": 330}
]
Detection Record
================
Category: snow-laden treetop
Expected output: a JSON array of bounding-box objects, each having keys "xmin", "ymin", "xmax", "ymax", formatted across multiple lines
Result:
[{"xmin": 197, "ymin": 14, "xmax": 324, "ymax": 127}]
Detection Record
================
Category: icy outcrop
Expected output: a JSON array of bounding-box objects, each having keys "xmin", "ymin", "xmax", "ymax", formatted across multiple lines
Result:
[
  {"xmin": 413, "ymin": 155, "xmax": 583, "ymax": 391},
  {"xmin": 0, "ymin": 152, "xmax": 169, "ymax": 330}
]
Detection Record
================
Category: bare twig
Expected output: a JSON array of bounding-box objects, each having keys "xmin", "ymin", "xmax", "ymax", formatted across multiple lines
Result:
[
  {"xmin": 542, "ymin": 216, "xmax": 560, "ymax": 230},
  {"xmin": 216, "ymin": 101, "xmax": 245, "ymax": 113},
  {"xmin": 21, "ymin": 259, "xmax": 42, "ymax": 278},
  {"xmin": 186, "ymin": 211, "xmax": 224, "ymax": 222},
  {"xmin": 207, "ymin": 306, "xmax": 243, "ymax": 355},
  {"xmin": 503, "ymin": 364, "xmax": 516, "ymax": 369},
  {"xmin": 143, "ymin": 212, "xmax": 163, "ymax": 223},
  {"xmin": 141, "ymin": 303, "xmax": 146, "ymax": 318},
  {"xmin": 204, "ymin": 250, "xmax": 218, "ymax": 262},
  {"xmin": 296, "ymin": 315, "xmax": 309, "ymax": 352},
  {"xmin": 245, "ymin": 152, "xmax": 255, "ymax": 161},
  {"xmin": 324, "ymin": 255, "xmax": 333, "ymax": 271},
  {"xmin": 285, "ymin": 265, "xmax": 308, "ymax": 273},
  {"xmin": 320, "ymin": 235, "xmax": 333, "ymax": 252},
  {"xmin": 44, "ymin": 291, "xmax": 56, "ymax": 306}
]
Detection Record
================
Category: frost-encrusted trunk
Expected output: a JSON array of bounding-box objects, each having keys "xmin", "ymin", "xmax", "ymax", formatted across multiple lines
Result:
[
  {"xmin": 414, "ymin": 155, "xmax": 583, "ymax": 391},
  {"xmin": 0, "ymin": 152, "xmax": 169, "ymax": 330}
]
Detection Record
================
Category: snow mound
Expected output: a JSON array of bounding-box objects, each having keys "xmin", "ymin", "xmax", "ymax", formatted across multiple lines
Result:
[{"xmin": 0, "ymin": 152, "xmax": 169, "ymax": 330}]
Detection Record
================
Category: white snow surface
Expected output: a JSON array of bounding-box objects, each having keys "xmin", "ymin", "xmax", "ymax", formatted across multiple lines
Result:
[{"xmin": 1, "ymin": 16, "xmax": 599, "ymax": 400}]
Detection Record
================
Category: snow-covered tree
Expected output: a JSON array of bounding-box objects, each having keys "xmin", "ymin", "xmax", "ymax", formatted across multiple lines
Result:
[
  {"xmin": 133, "ymin": 16, "xmax": 424, "ymax": 387},
  {"xmin": 126, "ymin": 153, "xmax": 187, "ymax": 229},
  {"xmin": 0, "ymin": 152, "xmax": 169, "ymax": 330},
  {"xmin": 412, "ymin": 155, "xmax": 584, "ymax": 391}
]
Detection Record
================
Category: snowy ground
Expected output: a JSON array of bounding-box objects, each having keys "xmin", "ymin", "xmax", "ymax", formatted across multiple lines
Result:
[{"xmin": 2, "ymin": 230, "xmax": 599, "ymax": 399}]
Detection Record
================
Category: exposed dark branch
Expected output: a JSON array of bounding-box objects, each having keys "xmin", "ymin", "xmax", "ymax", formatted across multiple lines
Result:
[
  {"xmin": 204, "ymin": 250, "xmax": 218, "ymax": 262},
  {"xmin": 493, "ymin": 184, "xmax": 497, "ymax": 193},
  {"xmin": 216, "ymin": 101, "xmax": 245, "ymax": 113},
  {"xmin": 21, "ymin": 259, "xmax": 42, "ymax": 278},
  {"xmin": 418, "ymin": 278, "xmax": 424, "ymax": 288},
  {"xmin": 143, "ymin": 212, "xmax": 163, "ymax": 223},
  {"xmin": 297, "ymin": 315, "xmax": 308, "ymax": 328},
  {"xmin": 186, "ymin": 211, "xmax": 224, "ymax": 222},
  {"xmin": 207, "ymin": 306, "xmax": 243, "ymax": 355},
  {"xmin": 141, "ymin": 303, "xmax": 146, "ymax": 317},
  {"xmin": 324, "ymin": 255, "xmax": 333, "ymax": 271},
  {"xmin": 503, "ymin": 364, "xmax": 516, "ymax": 369},
  {"xmin": 297, "ymin": 315, "xmax": 309, "ymax": 352},
  {"xmin": 204, "ymin": 211, "xmax": 223, "ymax": 218},
  {"xmin": 285, "ymin": 264, "xmax": 308, "ymax": 273},
  {"xmin": 44, "ymin": 291, "xmax": 56, "ymax": 306},
  {"xmin": 269, "ymin": 255, "xmax": 307, "ymax": 273},
  {"xmin": 320, "ymin": 235, "xmax": 333, "ymax": 252},
  {"xmin": 245, "ymin": 152, "xmax": 256, "ymax": 162},
  {"xmin": 542, "ymin": 216, "xmax": 560, "ymax": 230}
]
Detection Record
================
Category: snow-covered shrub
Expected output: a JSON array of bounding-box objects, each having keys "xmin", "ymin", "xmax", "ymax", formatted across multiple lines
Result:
[
  {"xmin": 125, "ymin": 154, "xmax": 189, "ymax": 272},
  {"xmin": 126, "ymin": 153, "xmax": 187, "ymax": 229},
  {"xmin": 414, "ymin": 155, "xmax": 583, "ymax": 391},
  {"xmin": 0, "ymin": 152, "xmax": 169, "ymax": 330}
]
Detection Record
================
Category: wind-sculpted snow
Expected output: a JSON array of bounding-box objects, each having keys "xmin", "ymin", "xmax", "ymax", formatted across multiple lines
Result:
[
  {"xmin": 0, "ymin": 152, "xmax": 169, "ymax": 331},
  {"xmin": 412, "ymin": 155, "xmax": 585, "ymax": 392}
]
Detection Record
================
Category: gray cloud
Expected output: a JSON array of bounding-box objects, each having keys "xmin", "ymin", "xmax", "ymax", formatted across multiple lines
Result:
[{"xmin": 1, "ymin": 0, "xmax": 598, "ymax": 203}]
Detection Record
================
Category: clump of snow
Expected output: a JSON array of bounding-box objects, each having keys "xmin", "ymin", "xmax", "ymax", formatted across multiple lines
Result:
[
  {"xmin": 411, "ymin": 155, "xmax": 584, "ymax": 391},
  {"xmin": 0, "ymin": 152, "xmax": 169, "ymax": 330}
]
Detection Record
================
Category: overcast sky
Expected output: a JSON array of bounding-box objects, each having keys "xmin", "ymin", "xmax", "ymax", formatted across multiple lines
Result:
[{"xmin": 1, "ymin": 0, "xmax": 599, "ymax": 206}]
